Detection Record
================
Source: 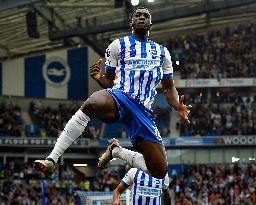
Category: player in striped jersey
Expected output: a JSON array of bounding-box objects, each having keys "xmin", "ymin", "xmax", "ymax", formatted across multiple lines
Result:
[
  {"xmin": 33, "ymin": 7, "xmax": 191, "ymax": 179},
  {"xmin": 113, "ymin": 168, "xmax": 171, "ymax": 205}
]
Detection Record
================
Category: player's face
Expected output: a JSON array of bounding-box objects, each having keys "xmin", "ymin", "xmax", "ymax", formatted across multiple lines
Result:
[{"xmin": 131, "ymin": 9, "xmax": 152, "ymax": 33}]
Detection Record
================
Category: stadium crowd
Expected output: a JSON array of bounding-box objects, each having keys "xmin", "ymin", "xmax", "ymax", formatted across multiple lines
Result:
[
  {"xmin": 0, "ymin": 98, "xmax": 171, "ymax": 139},
  {"xmin": 168, "ymin": 24, "xmax": 256, "ymax": 79},
  {"xmin": 0, "ymin": 161, "xmax": 123, "ymax": 205},
  {"xmin": 181, "ymin": 95, "xmax": 256, "ymax": 137},
  {"xmin": 1, "ymin": 94, "xmax": 255, "ymax": 139},
  {"xmin": 0, "ymin": 101, "xmax": 23, "ymax": 137},
  {"xmin": 28, "ymin": 101, "xmax": 101, "ymax": 139},
  {"xmin": 1, "ymin": 161, "xmax": 256, "ymax": 204},
  {"xmin": 28, "ymin": 100, "xmax": 170, "ymax": 139},
  {"xmin": 0, "ymin": 161, "xmax": 76, "ymax": 205},
  {"xmin": 172, "ymin": 163, "xmax": 256, "ymax": 205},
  {"xmin": 153, "ymin": 106, "xmax": 171, "ymax": 138}
]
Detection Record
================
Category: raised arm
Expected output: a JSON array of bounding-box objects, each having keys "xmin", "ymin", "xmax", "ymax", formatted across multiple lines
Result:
[
  {"xmin": 90, "ymin": 58, "xmax": 115, "ymax": 88},
  {"xmin": 90, "ymin": 39, "xmax": 119, "ymax": 89},
  {"xmin": 161, "ymin": 46, "xmax": 192, "ymax": 123},
  {"xmin": 161, "ymin": 77, "xmax": 192, "ymax": 124}
]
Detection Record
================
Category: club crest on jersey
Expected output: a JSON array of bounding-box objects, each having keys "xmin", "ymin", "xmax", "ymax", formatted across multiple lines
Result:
[
  {"xmin": 43, "ymin": 56, "xmax": 71, "ymax": 87},
  {"xmin": 106, "ymin": 48, "xmax": 111, "ymax": 58},
  {"xmin": 149, "ymin": 49, "xmax": 157, "ymax": 58}
]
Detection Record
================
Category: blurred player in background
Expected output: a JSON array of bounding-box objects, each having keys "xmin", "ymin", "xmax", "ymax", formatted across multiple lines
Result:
[
  {"xmin": 34, "ymin": 7, "xmax": 191, "ymax": 179},
  {"xmin": 113, "ymin": 168, "xmax": 171, "ymax": 205}
]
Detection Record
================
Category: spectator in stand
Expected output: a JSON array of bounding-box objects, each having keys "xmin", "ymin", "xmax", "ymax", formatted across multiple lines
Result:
[
  {"xmin": 0, "ymin": 100, "xmax": 22, "ymax": 137},
  {"xmin": 28, "ymin": 101, "xmax": 102, "ymax": 139},
  {"xmin": 172, "ymin": 163, "xmax": 256, "ymax": 205},
  {"xmin": 1, "ymin": 160, "xmax": 256, "ymax": 205},
  {"xmin": 167, "ymin": 24, "xmax": 256, "ymax": 79},
  {"xmin": 180, "ymin": 95, "xmax": 256, "ymax": 137}
]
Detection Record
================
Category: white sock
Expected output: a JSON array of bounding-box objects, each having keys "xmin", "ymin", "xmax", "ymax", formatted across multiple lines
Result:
[
  {"xmin": 112, "ymin": 146, "xmax": 149, "ymax": 174},
  {"xmin": 47, "ymin": 110, "xmax": 90, "ymax": 163}
]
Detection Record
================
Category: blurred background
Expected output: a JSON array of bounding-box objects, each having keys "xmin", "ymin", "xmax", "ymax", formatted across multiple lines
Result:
[{"xmin": 0, "ymin": 0, "xmax": 256, "ymax": 204}]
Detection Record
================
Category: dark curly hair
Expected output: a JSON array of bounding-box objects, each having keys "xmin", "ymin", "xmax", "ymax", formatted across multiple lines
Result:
[{"xmin": 129, "ymin": 7, "xmax": 151, "ymax": 22}]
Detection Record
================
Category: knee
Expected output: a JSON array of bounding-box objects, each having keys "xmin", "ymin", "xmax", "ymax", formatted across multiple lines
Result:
[
  {"xmin": 81, "ymin": 90, "xmax": 115, "ymax": 118},
  {"xmin": 81, "ymin": 97, "xmax": 99, "ymax": 117}
]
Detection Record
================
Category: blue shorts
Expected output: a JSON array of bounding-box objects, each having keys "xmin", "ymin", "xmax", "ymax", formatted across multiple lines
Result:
[{"xmin": 105, "ymin": 88, "xmax": 163, "ymax": 146}]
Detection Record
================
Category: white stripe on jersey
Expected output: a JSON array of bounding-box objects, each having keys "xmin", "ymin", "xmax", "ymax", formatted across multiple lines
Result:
[
  {"xmin": 104, "ymin": 35, "xmax": 173, "ymax": 110},
  {"xmin": 121, "ymin": 168, "xmax": 169, "ymax": 205}
]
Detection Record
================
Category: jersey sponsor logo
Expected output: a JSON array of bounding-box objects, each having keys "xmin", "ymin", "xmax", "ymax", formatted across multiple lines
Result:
[
  {"xmin": 127, "ymin": 59, "xmax": 159, "ymax": 69},
  {"xmin": 43, "ymin": 56, "xmax": 70, "ymax": 87},
  {"xmin": 137, "ymin": 186, "xmax": 161, "ymax": 197}
]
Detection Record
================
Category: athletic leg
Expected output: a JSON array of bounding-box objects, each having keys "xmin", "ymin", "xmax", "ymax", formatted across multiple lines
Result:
[
  {"xmin": 112, "ymin": 146, "xmax": 149, "ymax": 174},
  {"xmin": 135, "ymin": 138, "xmax": 168, "ymax": 179},
  {"xmin": 98, "ymin": 138, "xmax": 149, "ymax": 174},
  {"xmin": 34, "ymin": 90, "xmax": 118, "ymax": 174},
  {"xmin": 99, "ymin": 138, "xmax": 167, "ymax": 179}
]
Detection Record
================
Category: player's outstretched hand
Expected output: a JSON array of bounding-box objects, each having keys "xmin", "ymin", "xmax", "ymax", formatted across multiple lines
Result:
[
  {"xmin": 177, "ymin": 95, "xmax": 192, "ymax": 124},
  {"xmin": 90, "ymin": 58, "xmax": 103, "ymax": 81}
]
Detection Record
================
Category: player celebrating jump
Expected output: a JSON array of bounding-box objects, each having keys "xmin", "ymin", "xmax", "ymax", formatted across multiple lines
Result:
[{"xmin": 34, "ymin": 7, "xmax": 191, "ymax": 179}]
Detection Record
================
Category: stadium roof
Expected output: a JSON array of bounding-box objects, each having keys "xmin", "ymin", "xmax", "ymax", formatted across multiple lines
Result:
[{"xmin": 0, "ymin": 0, "xmax": 256, "ymax": 60}]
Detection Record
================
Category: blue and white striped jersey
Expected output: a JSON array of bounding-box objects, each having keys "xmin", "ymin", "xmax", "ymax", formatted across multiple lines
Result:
[
  {"xmin": 105, "ymin": 35, "xmax": 173, "ymax": 109},
  {"xmin": 121, "ymin": 168, "xmax": 169, "ymax": 205}
]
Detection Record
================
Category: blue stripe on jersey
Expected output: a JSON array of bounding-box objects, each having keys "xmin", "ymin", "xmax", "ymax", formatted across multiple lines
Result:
[
  {"xmin": 151, "ymin": 66, "xmax": 161, "ymax": 100},
  {"xmin": 145, "ymin": 197, "xmax": 150, "ymax": 205},
  {"xmin": 119, "ymin": 37, "xmax": 126, "ymax": 91},
  {"xmin": 136, "ymin": 70, "xmax": 146, "ymax": 99},
  {"xmin": 159, "ymin": 45, "xmax": 165, "ymax": 66},
  {"xmin": 149, "ymin": 41, "xmax": 157, "ymax": 59},
  {"xmin": 140, "ymin": 172, "xmax": 145, "ymax": 186},
  {"xmin": 153, "ymin": 198, "xmax": 157, "ymax": 205},
  {"xmin": 145, "ymin": 176, "xmax": 153, "ymax": 205},
  {"xmin": 148, "ymin": 176, "xmax": 153, "ymax": 186},
  {"xmin": 133, "ymin": 169, "xmax": 140, "ymax": 205},
  {"xmin": 137, "ymin": 171, "xmax": 145, "ymax": 205},
  {"xmin": 150, "ymin": 90, "xmax": 156, "ymax": 100},
  {"xmin": 155, "ymin": 67, "xmax": 161, "ymax": 85},
  {"xmin": 154, "ymin": 44, "xmax": 163, "ymax": 88},
  {"xmin": 129, "ymin": 70, "xmax": 135, "ymax": 93},
  {"xmin": 163, "ymin": 73, "xmax": 173, "ymax": 78},
  {"xmin": 128, "ymin": 35, "xmax": 136, "ymax": 57},
  {"xmin": 154, "ymin": 179, "xmax": 160, "ymax": 205},
  {"xmin": 138, "ymin": 196, "xmax": 142, "ymax": 205},
  {"xmin": 144, "ymin": 70, "xmax": 153, "ymax": 100},
  {"xmin": 141, "ymin": 41, "xmax": 147, "ymax": 58},
  {"xmin": 138, "ymin": 172, "xmax": 145, "ymax": 205}
]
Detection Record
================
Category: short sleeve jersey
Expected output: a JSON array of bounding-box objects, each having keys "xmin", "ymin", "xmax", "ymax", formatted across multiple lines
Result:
[{"xmin": 105, "ymin": 35, "xmax": 173, "ymax": 109}]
